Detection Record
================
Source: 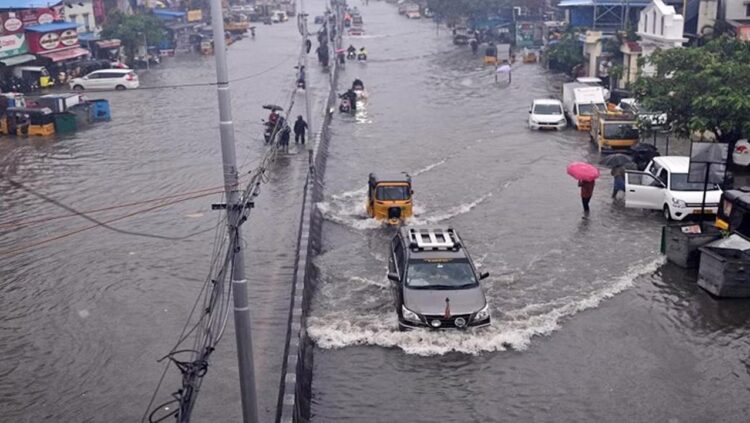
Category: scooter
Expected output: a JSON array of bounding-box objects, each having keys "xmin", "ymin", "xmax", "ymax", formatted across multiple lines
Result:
[
  {"xmin": 357, "ymin": 53, "xmax": 367, "ymax": 62},
  {"xmin": 347, "ymin": 50, "xmax": 356, "ymax": 60}
]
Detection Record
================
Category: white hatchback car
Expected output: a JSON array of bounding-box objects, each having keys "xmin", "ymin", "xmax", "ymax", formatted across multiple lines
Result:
[
  {"xmin": 69, "ymin": 69, "xmax": 139, "ymax": 91},
  {"xmin": 625, "ymin": 156, "xmax": 723, "ymax": 220},
  {"xmin": 528, "ymin": 99, "xmax": 566, "ymax": 130}
]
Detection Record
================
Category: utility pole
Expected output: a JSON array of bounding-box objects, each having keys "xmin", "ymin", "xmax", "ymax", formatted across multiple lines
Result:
[{"xmin": 206, "ymin": 0, "xmax": 259, "ymax": 421}]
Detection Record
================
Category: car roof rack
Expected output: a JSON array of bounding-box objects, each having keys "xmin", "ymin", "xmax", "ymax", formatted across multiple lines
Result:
[{"xmin": 408, "ymin": 228, "xmax": 461, "ymax": 251}]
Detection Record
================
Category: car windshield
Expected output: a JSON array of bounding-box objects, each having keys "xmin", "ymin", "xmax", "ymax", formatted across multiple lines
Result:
[
  {"xmin": 603, "ymin": 123, "xmax": 639, "ymax": 139},
  {"xmin": 670, "ymin": 173, "xmax": 720, "ymax": 191},
  {"xmin": 533, "ymin": 104, "xmax": 562, "ymax": 115},
  {"xmin": 578, "ymin": 103, "xmax": 604, "ymax": 115},
  {"xmin": 406, "ymin": 259, "xmax": 477, "ymax": 289},
  {"xmin": 376, "ymin": 185, "xmax": 410, "ymax": 201}
]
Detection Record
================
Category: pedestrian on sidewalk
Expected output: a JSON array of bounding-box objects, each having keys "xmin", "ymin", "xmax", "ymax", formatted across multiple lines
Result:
[
  {"xmin": 279, "ymin": 126, "xmax": 291, "ymax": 152},
  {"xmin": 579, "ymin": 179, "xmax": 595, "ymax": 214},
  {"xmin": 294, "ymin": 115, "xmax": 308, "ymax": 144}
]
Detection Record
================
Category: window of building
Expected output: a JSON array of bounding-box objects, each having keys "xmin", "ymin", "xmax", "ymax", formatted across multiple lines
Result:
[
  {"xmin": 644, "ymin": 14, "xmax": 648, "ymax": 32},
  {"xmin": 652, "ymin": 11, "xmax": 657, "ymax": 33},
  {"xmin": 68, "ymin": 13, "xmax": 77, "ymax": 23},
  {"xmin": 661, "ymin": 16, "xmax": 665, "ymax": 35},
  {"xmin": 82, "ymin": 13, "xmax": 90, "ymax": 32}
]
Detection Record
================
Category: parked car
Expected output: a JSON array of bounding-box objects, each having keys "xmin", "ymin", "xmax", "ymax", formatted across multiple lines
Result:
[
  {"xmin": 388, "ymin": 227, "xmax": 491, "ymax": 331},
  {"xmin": 625, "ymin": 156, "xmax": 722, "ymax": 220},
  {"xmin": 69, "ymin": 69, "xmax": 139, "ymax": 91},
  {"xmin": 528, "ymin": 99, "xmax": 566, "ymax": 130},
  {"xmin": 617, "ymin": 98, "xmax": 667, "ymax": 128},
  {"xmin": 732, "ymin": 139, "xmax": 750, "ymax": 167}
]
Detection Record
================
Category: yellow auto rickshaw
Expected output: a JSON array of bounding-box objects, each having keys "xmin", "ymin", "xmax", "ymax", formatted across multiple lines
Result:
[
  {"xmin": 715, "ymin": 188, "xmax": 750, "ymax": 237},
  {"xmin": 366, "ymin": 172, "xmax": 413, "ymax": 224},
  {"xmin": 13, "ymin": 66, "xmax": 55, "ymax": 89},
  {"xmin": 4, "ymin": 107, "xmax": 55, "ymax": 136}
]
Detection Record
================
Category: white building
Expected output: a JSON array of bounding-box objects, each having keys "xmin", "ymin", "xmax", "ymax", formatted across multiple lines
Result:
[
  {"xmin": 62, "ymin": 0, "xmax": 98, "ymax": 34},
  {"xmin": 637, "ymin": 0, "xmax": 687, "ymax": 76}
]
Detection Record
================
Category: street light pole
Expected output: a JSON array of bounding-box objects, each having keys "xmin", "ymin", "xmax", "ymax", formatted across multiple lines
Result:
[{"xmin": 207, "ymin": 0, "xmax": 259, "ymax": 421}]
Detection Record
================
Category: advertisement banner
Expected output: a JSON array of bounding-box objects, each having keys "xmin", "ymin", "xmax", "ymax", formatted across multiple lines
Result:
[
  {"xmin": 26, "ymin": 27, "xmax": 79, "ymax": 53},
  {"xmin": 0, "ymin": 13, "xmax": 24, "ymax": 35},
  {"xmin": 0, "ymin": 33, "xmax": 28, "ymax": 58}
]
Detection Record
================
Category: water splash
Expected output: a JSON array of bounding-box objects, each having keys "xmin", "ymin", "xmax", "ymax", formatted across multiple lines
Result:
[{"xmin": 308, "ymin": 257, "xmax": 665, "ymax": 356}]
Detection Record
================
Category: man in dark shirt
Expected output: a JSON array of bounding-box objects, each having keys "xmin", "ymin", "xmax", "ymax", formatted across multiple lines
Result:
[{"xmin": 294, "ymin": 115, "xmax": 308, "ymax": 144}]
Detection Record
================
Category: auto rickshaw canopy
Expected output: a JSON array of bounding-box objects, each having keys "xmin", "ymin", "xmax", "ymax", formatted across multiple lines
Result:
[{"xmin": 368, "ymin": 172, "xmax": 412, "ymax": 187}]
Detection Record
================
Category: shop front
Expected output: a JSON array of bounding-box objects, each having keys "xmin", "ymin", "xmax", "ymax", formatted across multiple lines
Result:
[{"xmin": 25, "ymin": 22, "xmax": 90, "ymax": 84}]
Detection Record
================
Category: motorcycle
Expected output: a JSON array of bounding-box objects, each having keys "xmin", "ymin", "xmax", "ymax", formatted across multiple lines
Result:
[
  {"xmin": 347, "ymin": 50, "xmax": 356, "ymax": 60},
  {"xmin": 357, "ymin": 53, "xmax": 367, "ymax": 62}
]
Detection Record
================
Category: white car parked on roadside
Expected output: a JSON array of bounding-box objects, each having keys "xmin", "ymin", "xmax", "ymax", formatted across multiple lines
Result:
[
  {"xmin": 528, "ymin": 99, "xmax": 566, "ymax": 130},
  {"xmin": 625, "ymin": 156, "xmax": 722, "ymax": 220},
  {"xmin": 69, "ymin": 69, "xmax": 139, "ymax": 91}
]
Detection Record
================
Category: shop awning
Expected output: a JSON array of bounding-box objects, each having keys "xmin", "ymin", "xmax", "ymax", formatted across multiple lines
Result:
[
  {"xmin": 0, "ymin": 54, "xmax": 36, "ymax": 66},
  {"xmin": 25, "ymin": 22, "xmax": 78, "ymax": 32},
  {"xmin": 96, "ymin": 39, "xmax": 121, "ymax": 49},
  {"xmin": 153, "ymin": 9, "xmax": 186, "ymax": 20},
  {"xmin": 39, "ymin": 47, "xmax": 90, "ymax": 62}
]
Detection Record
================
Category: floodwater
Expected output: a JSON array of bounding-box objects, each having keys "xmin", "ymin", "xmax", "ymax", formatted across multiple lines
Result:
[
  {"xmin": 0, "ymin": 0, "xmax": 330, "ymax": 419},
  {"xmin": 309, "ymin": 2, "xmax": 750, "ymax": 422}
]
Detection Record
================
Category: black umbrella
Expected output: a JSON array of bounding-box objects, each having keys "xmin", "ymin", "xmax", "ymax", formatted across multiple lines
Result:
[
  {"xmin": 629, "ymin": 143, "xmax": 658, "ymax": 154},
  {"xmin": 601, "ymin": 153, "xmax": 634, "ymax": 168},
  {"xmin": 262, "ymin": 104, "xmax": 283, "ymax": 111}
]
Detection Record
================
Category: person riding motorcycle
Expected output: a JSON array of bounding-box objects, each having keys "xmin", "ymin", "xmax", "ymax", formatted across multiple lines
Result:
[
  {"xmin": 352, "ymin": 78, "xmax": 364, "ymax": 90},
  {"xmin": 357, "ymin": 47, "xmax": 367, "ymax": 61},
  {"xmin": 347, "ymin": 44, "xmax": 357, "ymax": 60},
  {"xmin": 340, "ymin": 88, "xmax": 357, "ymax": 112}
]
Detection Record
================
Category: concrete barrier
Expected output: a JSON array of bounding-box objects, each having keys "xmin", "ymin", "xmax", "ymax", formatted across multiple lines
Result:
[{"xmin": 276, "ymin": 6, "xmax": 343, "ymax": 423}]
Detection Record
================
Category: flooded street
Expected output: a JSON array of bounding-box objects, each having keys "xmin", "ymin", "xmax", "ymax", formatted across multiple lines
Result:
[
  {"xmin": 0, "ymin": 1, "xmax": 329, "ymax": 419},
  {"xmin": 310, "ymin": 2, "xmax": 750, "ymax": 422}
]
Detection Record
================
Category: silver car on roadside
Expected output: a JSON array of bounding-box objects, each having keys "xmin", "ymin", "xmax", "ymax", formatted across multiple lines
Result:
[{"xmin": 388, "ymin": 227, "xmax": 491, "ymax": 331}]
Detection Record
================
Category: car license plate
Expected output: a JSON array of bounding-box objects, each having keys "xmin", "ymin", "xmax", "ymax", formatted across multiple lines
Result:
[{"xmin": 693, "ymin": 209, "xmax": 714, "ymax": 214}]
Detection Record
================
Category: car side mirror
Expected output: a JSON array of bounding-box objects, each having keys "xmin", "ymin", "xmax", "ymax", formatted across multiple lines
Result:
[
  {"xmin": 479, "ymin": 272, "xmax": 490, "ymax": 280},
  {"xmin": 387, "ymin": 273, "xmax": 400, "ymax": 282}
]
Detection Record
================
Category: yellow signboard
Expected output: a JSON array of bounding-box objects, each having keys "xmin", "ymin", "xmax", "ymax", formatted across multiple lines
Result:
[{"xmin": 187, "ymin": 9, "xmax": 203, "ymax": 22}]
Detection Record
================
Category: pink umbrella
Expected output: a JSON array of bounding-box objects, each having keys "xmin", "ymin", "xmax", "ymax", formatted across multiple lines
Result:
[{"xmin": 567, "ymin": 162, "xmax": 600, "ymax": 181}]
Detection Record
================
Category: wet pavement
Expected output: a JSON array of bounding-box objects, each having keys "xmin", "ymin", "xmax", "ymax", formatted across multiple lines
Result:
[
  {"xmin": 309, "ymin": 2, "xmax": 750, "ymax": 422},
  {"xmin": 0, "ymin": 1, "xmax": 330, "ymax": 420}
]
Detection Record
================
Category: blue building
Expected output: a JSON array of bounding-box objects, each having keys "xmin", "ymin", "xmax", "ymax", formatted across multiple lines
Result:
[{"xmin": 559, "ymin": 0, "xmax": 689, "ymax": 33}]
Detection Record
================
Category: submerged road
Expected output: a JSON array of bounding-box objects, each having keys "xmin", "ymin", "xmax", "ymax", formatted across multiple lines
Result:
[
  {"xmin": 309, "ymin": 2, "xmax": 750, "ymax": 422},
  {"xmin": 0, "ymin": 0, "xmax": 330, "ymax": 420}
]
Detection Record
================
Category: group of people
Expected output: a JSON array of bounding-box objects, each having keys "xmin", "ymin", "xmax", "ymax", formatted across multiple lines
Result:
[
  {"xmin": 265, "ymin": 110, "xmax": 309, "ymax": 150},
  {"xmin": 576, "ymin": 166, "xmax": 626, "ymax": 216}
]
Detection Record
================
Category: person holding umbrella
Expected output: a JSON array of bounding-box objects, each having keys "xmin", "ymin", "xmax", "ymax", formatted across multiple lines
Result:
[
  {"xmin": 567, "ymin": 162, "xmax": 600, "ymax": 214},
  {"xmin": 600, "ymin": 153, "xmax": 634, "ymax": 200}
]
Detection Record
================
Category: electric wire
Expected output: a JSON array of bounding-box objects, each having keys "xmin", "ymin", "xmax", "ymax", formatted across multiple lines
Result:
[{"xmin": 145, "ymin": 7, "xmax": 321, "ymax": 421}]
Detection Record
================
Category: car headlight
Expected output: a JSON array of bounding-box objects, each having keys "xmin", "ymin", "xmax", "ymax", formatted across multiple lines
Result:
[
  {"xmin": 558, "ymin": 118, "xmax": 567, "ymax": 124},
  {"xmin": 671, "ymin": 198, "xmax": 686, "ymax": 208},
  {"xmin": 529, "ymin": 119, "xmax": 537, "ymax": 124},
  {"xmin": 401, "ymin": 305, "xmax": 421, "ymax": 324},
  {"xmin": 474, "ymin": 304, "xmax": 490, "ymax": 322}
]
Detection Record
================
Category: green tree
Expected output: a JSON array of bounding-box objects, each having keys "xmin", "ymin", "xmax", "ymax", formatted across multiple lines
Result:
[
  {"xmin": 633, "ymin": 36, "xmax": 750, "ymax": 163},
  {"xmin": 102, "ymin": 11, "xmax": 166, "ymax": 66},
  {"xmin": 544, "ymin": 30, "xmax": 584, "ymax": 76}
]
